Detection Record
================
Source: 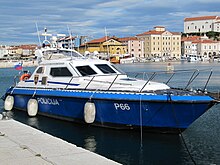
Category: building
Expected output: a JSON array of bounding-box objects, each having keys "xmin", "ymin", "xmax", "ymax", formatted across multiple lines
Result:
[
  {"xmin": 181, "ymin": 35, "xmax": 220, "ymax": 60},
  {"xmin": 181, "ymin": 36, "xmax": 201, "ymax": 57},
  {"xmin": 57, "ymin": 36, "xmax": 76, "ymax": 49},
  {"xmin": 79, "ymin": 36, "xmax": 127, "ymax": 56},
  {"xmin": 19, "ymin": 45, "xmax": 37, "ymax": 60},
  {"xmin": 137, "ymin": 26, "xmax": 181, "ymax": 60},
  {"xmin": 118, "ymin": 37, "xmax": 144, "ymax": 58},
  {"xmin": 0, "ymin": 45, "xmax": 9, "ymax": 59},
  {"xmin": 184, "ymin": 16, "xmax": 220, "ymax": 34}
]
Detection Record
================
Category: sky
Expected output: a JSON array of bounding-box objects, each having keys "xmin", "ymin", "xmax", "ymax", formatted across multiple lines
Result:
[{"xmin": 0, "ymin": 0, "xmax": 220, "ymax": 45}]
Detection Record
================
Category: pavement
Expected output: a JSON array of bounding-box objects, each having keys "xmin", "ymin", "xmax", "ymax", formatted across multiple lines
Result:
[{"xmin": 0, "ymin": 119, "xmax": 121, "ymax": 165}]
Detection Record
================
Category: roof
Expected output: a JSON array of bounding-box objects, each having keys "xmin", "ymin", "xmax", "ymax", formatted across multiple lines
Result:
[
  {"xmin": 154, "ymin": 26, "xmax": 165, "ymax": 28},
  {"xmin": 192, "ymin": 39, "xmax": 218, "ymax": 44},
  {"xmin": 136, "ymin": 30, "xmax": 181, "ymax": 36},
  {"xmin": 181, "ymin": 36, "xmax": 201, "ymax": 42},
  {"xmin": 184, "ymin": 16, "xmax": 220, "ymax": 22},
  {"xmin": 87, "ymin": 36, "xmax": 112, "ymax": 44},
  {"xmin": 136, "ymin": 30, "xmax": 164, "ymax": 36},
  {"xmin": 118, "ymin": 37, "xmax": 138, "ymax": 42},
  {"xmin": 19, "ymin": 45, "xmax": 37, "ymax": 49}
]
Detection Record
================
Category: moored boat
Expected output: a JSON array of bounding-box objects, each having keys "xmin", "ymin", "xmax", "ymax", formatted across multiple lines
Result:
[{"xmin": 2, "ymin": 31, "xmax": 219, "ymax": 133}]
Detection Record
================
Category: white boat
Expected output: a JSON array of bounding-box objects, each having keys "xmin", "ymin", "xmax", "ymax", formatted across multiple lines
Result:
[
  {"xmin": 120, "ymin": 54, "xmax": 136, "ymax": 64},
  {"xmin": 187, "ymin": 55, "xmax": 201, "ymax": 62}
]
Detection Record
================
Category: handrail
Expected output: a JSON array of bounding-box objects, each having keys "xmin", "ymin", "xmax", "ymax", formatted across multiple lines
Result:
[
  {"xmin": 139, "ymin": 72, "xmax": 156, "ymax": 92},
  {"xmin": 203, "ymin": 69, "xmax": 213, "ymax": 92},
  {"xmin": 50, "ymin": 69, "xmax": 214, "ymax": 93},
  {"xmin": 184, "ymin": 70, "xmax": 199, "ymax": 90},
  {"xmin": 107, "ymin": 74, "xmax": 119, "ymax": 90},
  {"xmin": 84, "ymin": 76, "xmax": 95, "ymax": 90}
]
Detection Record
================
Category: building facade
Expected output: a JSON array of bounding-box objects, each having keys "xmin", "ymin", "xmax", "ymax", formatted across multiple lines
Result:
[
  {"xmin": 184, "ymin": 16, "xmax": 220, "ymax": 34},
  {"xmin": 79, "ymin": 36, "xmax": 127, "ymax": 56},
  {"xmin": 181, "ymin": 35, "xmax": 220, "ymax": 59},
  {"xmin": 118, "ymin": 37, "xmax": 144, "ymax": 58},
  {"xmin": 0, "ymin": 46, "xmax": 9, "ymax": 59},
  {"xmin": 137, "ymin": 26, "xmax": 181, "ymax": 60}
]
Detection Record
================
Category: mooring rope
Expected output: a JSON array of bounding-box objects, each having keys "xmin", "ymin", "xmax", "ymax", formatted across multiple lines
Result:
[
  {"xmin": 168, "ymin": 94, "xmax": 196, "ymax": 165},
  {"xmin": 139, "ymin": 94, "xmax": 143, "ymax": 148}
]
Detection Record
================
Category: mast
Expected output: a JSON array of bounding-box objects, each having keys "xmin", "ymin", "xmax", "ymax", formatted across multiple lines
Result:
[{"xmin": 105, "ymin": 27, "xmax": 110, "ymax": 60}]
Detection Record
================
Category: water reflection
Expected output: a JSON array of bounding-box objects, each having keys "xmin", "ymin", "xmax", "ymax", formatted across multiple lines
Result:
[
  {"xmin": 84, "ymin": 136, "xmax": 97, "ymax": 152},
  {"xmin": 27, "ymin": 117, "xmax": 39, "ymax": 128}
]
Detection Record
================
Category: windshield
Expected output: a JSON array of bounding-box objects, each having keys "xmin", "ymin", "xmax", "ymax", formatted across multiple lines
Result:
[
  {"xmin": 43, "ymin": 49, "xmax": 83, "ymax": 58},
  {"xmin": 95, "ymin": 64, "xmax": 116, "ymax": 74}
]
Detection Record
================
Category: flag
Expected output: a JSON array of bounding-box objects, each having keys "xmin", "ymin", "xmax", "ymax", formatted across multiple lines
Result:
[{"xmin": 14, "ymin": 62, "xmax": 22, "ymax": 70}]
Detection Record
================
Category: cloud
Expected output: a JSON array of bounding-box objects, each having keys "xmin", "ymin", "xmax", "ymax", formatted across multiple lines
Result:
[{"xmin": 0, "ymin": 0, "xmax": 220, "ymax": 44}]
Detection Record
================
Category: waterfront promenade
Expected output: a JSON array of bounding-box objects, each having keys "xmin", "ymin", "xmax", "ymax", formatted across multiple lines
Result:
[
  {"xmin": 0, "ymin": 119, "xmax": 121, "ymax": 165},
  {"xmin": 0, "ymin": 60, "xmax": 38, "ymax": 68}
]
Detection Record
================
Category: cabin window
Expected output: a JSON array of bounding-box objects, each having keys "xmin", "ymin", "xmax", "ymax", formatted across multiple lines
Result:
[
  {"xmin": 95, "ymin": 64, "xmax": 116, "ymax": 74},
  {"xmin": 36, "ymin": 67, "xmax": 44, "ymax": 74},
  {"xmin": 50, "ymin": 67, "xmax": 72, "ymax": 77},
  {"xmin": 76, "ymin": 65, "xmax": 97, "ymax": 76}
]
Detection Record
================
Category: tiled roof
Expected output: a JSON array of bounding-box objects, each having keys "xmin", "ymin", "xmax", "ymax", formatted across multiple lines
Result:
[
  {"xmin": 136, "ymin": 30, "xmax": 164, "ymax": 36},
  {"xmin": 87, "ymin": 36, "xmax": 112, "ymax": 44},
  {"xmin": 19, "ymin": 45, "xmax": 37, "ymax": 49},
  {"xmin": 184, "ymin": 16, "xmax": 220, "ymax": 22},
  {"xmin": 136, "ymin": 30, "xmax": 180, "ymax": 36},
  {"xmin": 118, "ymin": 37, "xmax": 138, "ymax": 42},
  {"xmin": 192, "ymin": 39, "xmax": 218, "ymax": 44},
  {"xmin": 181, "ymin": 36, "xmax": 201, "ymax": 42},
  {"xmin": 154, "ymin": 26, "xmax": 165, "ymax": 28}
]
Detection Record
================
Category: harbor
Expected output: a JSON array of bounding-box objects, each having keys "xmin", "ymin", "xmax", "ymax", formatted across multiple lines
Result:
[
  {"xmin": 1, "ymin": 61, "xmax": 220, "ymax": 164},
  {"xmin": 1, "ymin": 0, "xmax": 220, "ymax": 164}
]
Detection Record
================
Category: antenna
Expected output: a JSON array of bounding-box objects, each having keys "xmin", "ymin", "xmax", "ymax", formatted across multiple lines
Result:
[
  {"xmin": 67, "ymin": 25, "xmax": 73, "ymax": 59},
  {"xmin": 35, "ymin": 22, "xmax": 42, "ymax": 46},
  {"xmin": 105, "ymin": 27, "xmax": 110, "ymax": 61}
]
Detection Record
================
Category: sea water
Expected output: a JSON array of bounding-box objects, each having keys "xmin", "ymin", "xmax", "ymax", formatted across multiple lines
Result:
[{"xmin": 1, "ymin": 62, "xmax": 220, "ymax": 165}]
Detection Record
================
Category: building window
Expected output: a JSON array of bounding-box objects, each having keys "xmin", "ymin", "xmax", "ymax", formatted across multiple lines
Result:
[{"xmin": 195, "ymin": 26, "xmax": 197, "ymax": 29}]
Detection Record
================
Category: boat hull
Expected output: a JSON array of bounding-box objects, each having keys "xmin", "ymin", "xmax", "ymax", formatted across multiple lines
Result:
[{"xmin": 4, "ymin": 87, "xmax": 215, "ymax": 133}]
